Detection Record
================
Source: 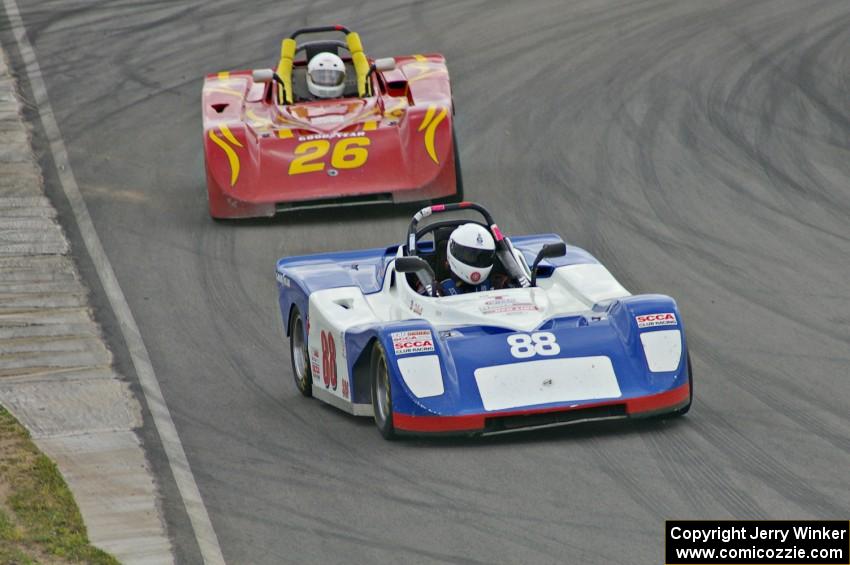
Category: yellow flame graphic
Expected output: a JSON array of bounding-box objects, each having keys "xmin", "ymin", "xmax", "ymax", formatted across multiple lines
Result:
[
  {"xmin": 418, "ymin": 105, "xmax": 447, "ymax": 164},
  {"xmin": 209, "ymin": 129, "xmax": 240, "ymax": 187}
]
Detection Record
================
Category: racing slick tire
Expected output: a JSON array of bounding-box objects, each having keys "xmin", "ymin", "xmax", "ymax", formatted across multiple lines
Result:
[
  {"xmin": 433, "ymin": 126, "xmax": 464, "ymax": 205},
  {"xmin": 289, "ymin": 307, "xmax": 312, "ymax": 397},
  {"xmin": 370, "ymin": 343, "xmax": 396, "ymax": 440}
]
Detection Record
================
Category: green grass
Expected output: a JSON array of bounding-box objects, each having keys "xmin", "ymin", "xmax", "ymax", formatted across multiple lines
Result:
[{"xmin": 0, "ymin": 407, "xmax": 120, "ymax": 564}]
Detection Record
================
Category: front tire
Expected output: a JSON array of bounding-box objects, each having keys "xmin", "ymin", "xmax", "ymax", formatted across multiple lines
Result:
[
  {"xmin": 289, "ymin": 307, "xmax": 312, "ymax": 397},
  {"xmin": 370, "ymin": 343, "xmax": 396, "ymax": 440}
]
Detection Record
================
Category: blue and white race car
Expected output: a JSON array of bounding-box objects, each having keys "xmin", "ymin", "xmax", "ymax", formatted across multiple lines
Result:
[{"xmin": 276, "ymin": 202, "xmax": 692, "ymax": 438}]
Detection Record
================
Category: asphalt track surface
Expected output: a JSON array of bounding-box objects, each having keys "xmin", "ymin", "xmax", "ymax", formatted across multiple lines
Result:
[{"xmin": 2, "ymin": 1, "xmax": 850, "ymax": 563}]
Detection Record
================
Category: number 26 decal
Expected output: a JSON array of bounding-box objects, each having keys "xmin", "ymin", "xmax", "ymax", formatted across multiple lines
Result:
[
  {"xmin": 289, "ymin": 137, "xmax": 371, "ymax": 175},
  {"xmin": 507, "ymin": 332, "xmax": 560, "ymax": 358}
]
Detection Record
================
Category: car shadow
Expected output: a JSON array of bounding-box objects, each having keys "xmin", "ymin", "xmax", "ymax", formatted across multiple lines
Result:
[
  {"xmin": 394, "ymin": 416, "xmax": 692, "ymax": 449},
  {"xmin": 212, "ymin": 201, "xmax": 427, "ymax": 228}
]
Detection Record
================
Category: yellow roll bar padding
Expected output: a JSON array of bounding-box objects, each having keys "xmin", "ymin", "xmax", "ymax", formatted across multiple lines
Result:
[
  {"xmin": 346, "ymin": 32, "xmax": 370, "ymax": 97},
  {"xmin": 275, "ymin": 38, "xmax": 296, "ymax": 104}
]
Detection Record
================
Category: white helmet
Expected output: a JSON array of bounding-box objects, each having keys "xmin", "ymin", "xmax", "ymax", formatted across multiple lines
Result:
[
  {"xmin": 447, "ymin": 223, "xmax": 496, "ymax": 285},
  {"xmin": 306, "ymin": 52, "xmax": 346, "ymax": 99}
]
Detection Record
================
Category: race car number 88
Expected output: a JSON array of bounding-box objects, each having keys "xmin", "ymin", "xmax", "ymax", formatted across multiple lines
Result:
[
  {"xmin": 320, "ymin": 330, "xmax": 338, "ymax": 390},
  {"xmin": 507, "ymin": 332, "xmax": 560, "ymax": 358}
]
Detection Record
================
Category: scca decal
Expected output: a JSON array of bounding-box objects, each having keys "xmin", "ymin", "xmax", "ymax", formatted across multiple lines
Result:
[
  {"xmin": 391, "ymin": 330, "xmax": 435, "ymax": 355},
  {"xmin": 635, "ymin": 313, "xmax": 677, "ymax": 329}
]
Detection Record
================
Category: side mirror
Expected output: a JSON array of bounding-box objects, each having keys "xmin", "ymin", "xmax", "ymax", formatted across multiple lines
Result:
[
  {"xmin": 374, "ymin": 57, "xmax": 396, "ymax": 72},
  {"xmin": 252, "ymin": 69, "xmax": 275, "ymax": 83},
  {"xmin": 365, "ymin": 58, "xmax": 396, "ymax": 96},
  {"xmin": 531, "ymin": 242, "xmax": 567, "ymax": 286},
  {"xmin": 395, "ymin": 257, "xmax": 437, "ymax": 297}
]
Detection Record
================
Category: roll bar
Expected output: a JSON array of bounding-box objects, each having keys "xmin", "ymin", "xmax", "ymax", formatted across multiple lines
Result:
[
  {"xmin": 289, "ymin": 25, "xmax": 352, "ymax": 39},
  {"xmin": 405, "ymin": 202, "xmax": 530, "ymax": 287}
]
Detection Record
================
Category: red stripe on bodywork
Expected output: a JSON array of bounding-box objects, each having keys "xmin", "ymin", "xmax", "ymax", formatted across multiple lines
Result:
[
  {"xmin": 393, "ymin": 382, "xmax": 690, "ymax": 433},
  {"xmin": 625, "ymin": 381, "xmax": 690, "ymax": 414},
  {"xmin": 491, "ymin": 224, "xmax": 504, "ymax": 241}
]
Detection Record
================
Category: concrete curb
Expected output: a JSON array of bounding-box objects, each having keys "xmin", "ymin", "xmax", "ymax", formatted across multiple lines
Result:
[{"xmin": 0, "ymin": 42, "xmax": 174, "ymax": 564}]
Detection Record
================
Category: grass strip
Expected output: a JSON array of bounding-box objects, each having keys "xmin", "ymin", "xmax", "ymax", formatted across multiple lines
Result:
[{"xmin": 0, "ymin": 406, "xmax": 119, "ymax": 564}]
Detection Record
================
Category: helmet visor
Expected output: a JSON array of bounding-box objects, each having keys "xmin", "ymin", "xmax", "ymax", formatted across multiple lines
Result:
[
  {"xmin": 309, "ymin": 68, "xmax": 345, "ymax": 87},
  {"xmin": 450, "ymin": 240, "xmax": 495, "ymax": 268}
]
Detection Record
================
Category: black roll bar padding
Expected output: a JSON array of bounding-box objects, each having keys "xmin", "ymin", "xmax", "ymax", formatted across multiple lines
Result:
[
  {"xmin": 289, "ymin": 25, "xmax": 352, "ymax": 39},
  {"xmin": 295, "ymin": 39, "xmax": 349, "ymax": 55},
  {"xmin": 406, "ymin": 202, "xmax": 496, "ymax": 256},
  {"xmin": 404, "ymin": 201, "xmax": 531, "ymax": 288}
]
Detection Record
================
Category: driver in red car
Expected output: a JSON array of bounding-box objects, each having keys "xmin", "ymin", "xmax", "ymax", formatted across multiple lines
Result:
[
  {"xmin": 441, "ymin": 223, "xmax": 503, "ymax": 295},
  {"xmin": 306, "ymin": 52, "xmax": 346, "ymax": 99}
]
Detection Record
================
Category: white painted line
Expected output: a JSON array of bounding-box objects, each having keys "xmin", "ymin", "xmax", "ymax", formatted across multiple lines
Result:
[{"xmin": 2, "ymin": 1, "xmax": 227, "ymax": 563}]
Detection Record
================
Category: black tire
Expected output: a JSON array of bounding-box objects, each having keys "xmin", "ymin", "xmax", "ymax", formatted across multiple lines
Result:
[
  {"xmin": 433, "ymin": 126, "xmax": 464, "ymax": 204},
  {"xmin": 289, "ymin": 307, "xmax": 312, "ymax": 397},
  {"xmin": 370, "ymin": 343, "xmax": 396, "ymax": 440}
]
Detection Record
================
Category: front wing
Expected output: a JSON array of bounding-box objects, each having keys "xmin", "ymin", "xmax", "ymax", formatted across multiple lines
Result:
[{"xmin": 353, "ymin": 296, "xmax": 690, "ymax": 435}]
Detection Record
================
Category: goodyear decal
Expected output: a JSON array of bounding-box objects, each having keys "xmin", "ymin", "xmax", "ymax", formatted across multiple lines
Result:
[
  {"xmin": 418, "ymin": 104, "xmax": 447, "ymax": 164},
  {"xmin": 209, "ymin": 127, "xmax": 241, "ymax": 187}
]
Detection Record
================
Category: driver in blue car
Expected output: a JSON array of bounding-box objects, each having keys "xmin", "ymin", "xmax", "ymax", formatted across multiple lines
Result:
[{"xmin": 441, "ymin": 223, "xmax": 499, "ymax": 295}]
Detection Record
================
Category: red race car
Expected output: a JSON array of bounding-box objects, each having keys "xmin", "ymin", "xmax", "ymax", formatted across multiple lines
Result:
[{"xmin": 202, "ymin": 25, "xmax": 462, "ymax": 219}]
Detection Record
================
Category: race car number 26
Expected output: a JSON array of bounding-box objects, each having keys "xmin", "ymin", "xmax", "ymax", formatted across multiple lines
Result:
[
  {"xmin": 289, "ymin": 138, "xmax": 370, "ymax": 175},
  {"xmin": 507, "ymin": 332, "xmax": 560, "ymax": 358}
]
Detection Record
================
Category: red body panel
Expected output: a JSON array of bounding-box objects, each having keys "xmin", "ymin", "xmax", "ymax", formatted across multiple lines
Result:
[
  {"xmin": 202, "ymin": 54, "xmax": 458, "ymax": 218},
  {"xmin": 392, "ymin": 382, "xmax": 692, "ymax": 434}
]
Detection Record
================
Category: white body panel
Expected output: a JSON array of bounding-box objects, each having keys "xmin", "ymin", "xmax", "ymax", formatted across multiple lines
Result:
[
  {"xmin": 362, "ymin": 259, "xmax": 631, "ymax": 333},
  {"xmin": 474, "ymin": 357, "xmax": 621, "ymax": 411},
  {"xmin": 397, "ymin": 355, "xmax": 444, "ymax": 398},
  {"xmin": 302, "ymin": 252, "xmax": 642, "ymax": 415},
  {"xmin": 308, "ymin": 287, "xmax": 379, "ymax": 406},
  {"xmin": 639, "ymin": 329, "xmax": 683, "ymax": 372}
]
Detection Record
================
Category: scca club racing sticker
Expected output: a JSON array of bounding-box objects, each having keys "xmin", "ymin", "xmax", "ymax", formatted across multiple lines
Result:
[
  {"xmin": 635, "ymin": 312, "xmax": 677, "ymax": 329},
  {"xmin": 391, "ymin": 330, "xmax": 435, "ymax": 355}
]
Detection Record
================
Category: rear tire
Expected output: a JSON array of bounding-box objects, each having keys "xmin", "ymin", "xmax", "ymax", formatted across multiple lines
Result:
[
  {"xmin": 370, "ymin": 343, "xmax": 396, "ymax": 440},
  {"xmin": 433, "ymin": 126, "xmax": 464, "ymax": 204},
  {"xmin": 289, "ymin": 307, "xmax": 312, "ymax": 397}
]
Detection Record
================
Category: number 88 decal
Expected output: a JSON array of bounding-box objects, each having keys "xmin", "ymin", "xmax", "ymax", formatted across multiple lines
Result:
[
  {"xmin": 507, "ymin": 332, "xmax": 560, "ymax": 358},
  {"xmin": 320, "ymin": 330, "xmax": 338, "ymax": 390}
]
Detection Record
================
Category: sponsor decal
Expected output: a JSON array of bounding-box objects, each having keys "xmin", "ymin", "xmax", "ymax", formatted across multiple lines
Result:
[
  {"xmin": 297, "ymin": 130, "xmax": 366, "ymax": 142},
  {"xmin": 408, "ymin": 300, "xmax": 423, "ymax": 315},
  {"xmin": 470, "ymin": 271, "xmax": 481, "ymax": 283},
  {"xmin": 310, "ymin": 349, "xmax": 321, "ymax": 379},
  {"xmin": 635, "ymin": 312, "xmax": 677, "ymax": 329},
  {"xmin": 391, "ymin": 329, "xmax": 435, "ymax": 355},
  {"xmin": 508, "ymin": 332, "xmax": 560, "ymax": 358},
  {"xmin": 342, "ymin": 379, "xmax": 350, "ymax": 400},
  {"xmin": 479, "ymin": 295, "xmax": 539, "ymax": 315}
]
